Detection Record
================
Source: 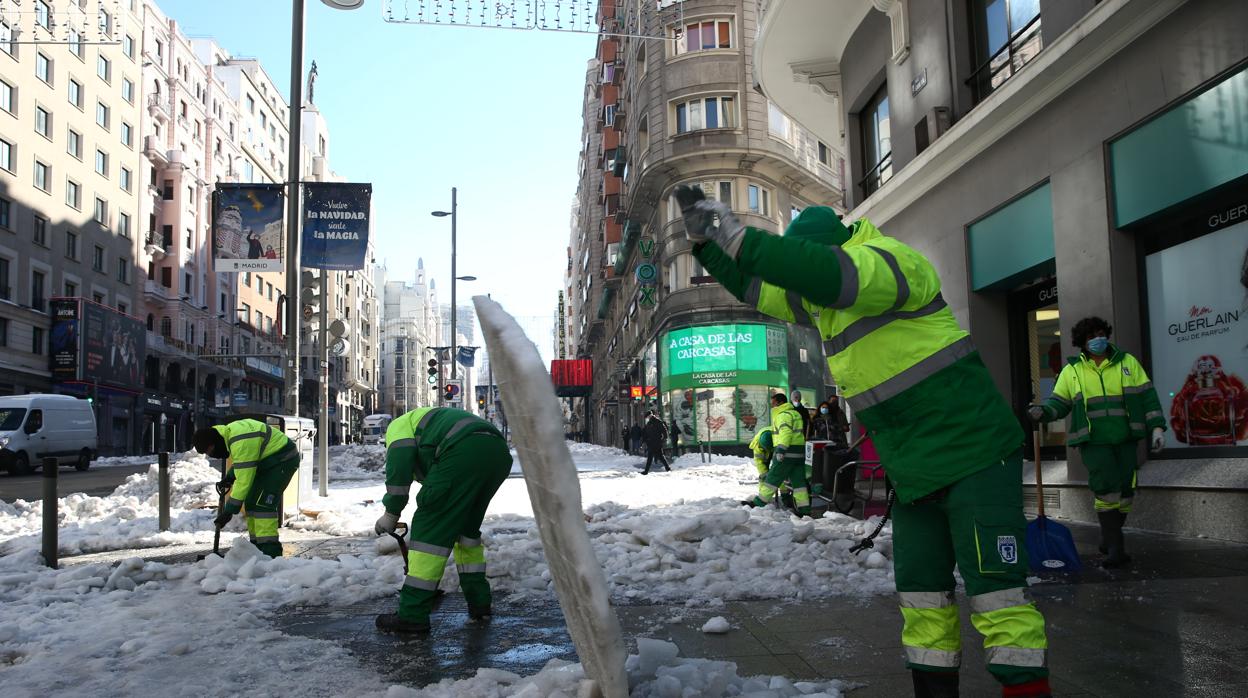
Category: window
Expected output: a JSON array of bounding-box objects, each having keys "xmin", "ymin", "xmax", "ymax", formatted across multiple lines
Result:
[
  {"xmin": 0, "ymin": 258, "xmax": 8, "ymax": 299},
  {"xmin": 120, "ymin": 122, "xmax": 133, "ymax": 147},
  {"xmin": 35, "ymin": 1, "xmax": 52, "ymax": 30},
  {"xmin": 92, "ymin": 292, "xmax": 104, "ymax": 304},
  {"xmin": 64, "ymin": 280, "xmax": 77, "ymax": 297},
  {"xmin": 860, "ymin": 83, "xmax": 893, "ymax": 196},
  {"xmin": 35, "ymin": 106, "xmax": 51, "ymax": 138},
  {"xmin": 123, "ymin": 35, "xmax": 135, "ymax": 59},
  {"xmin": 34, "ymin": 161, "xmax": 51, "ymax": 192},
  {"xmin": 97, "ymin": 56, "xmax": 111, "ymax": 83},
  {"xmin": 32, "ymin": 327, "xmax": 44, "ymax": 354},
  {"xmin": 0, "ymin": 79, "xmax": 12, "ymax": 114},
  {"xmin": 673, "ymin": 19, "xmax": 732, "ymax": 55},
  {"xmin": 162, "ymin": 179, "xmax": 173, "ymax": 200},
  {"xmin": 818, "ymin": 141, "xmax": 831, "ymax": 166},
  {"xmin": 95, "ymin": 150, "xmax": 109, "ymax": 177},
  {"xmin": 0, "ymin": 139, "xmax": 13, "ymax": 172},
  {"xmin": 68, "ymin": 78, "xmax": 82, "ymax": 108},
  {"xmin": 241, "ymin": 303, "xmax": 251, "ymax": 324},
  {"xmin": 93, "ymin": 246, "xmax": 105, "ymax": 272},
  {"xmin": 66, "ymin": 179, "xmax": 81, "ymax": 208},
  {"xmin": 122, "ymin": 78, "xmax": 134, "ymax": 103},
  {"xmin": 69, "ymin": 29, "xmax": 84, "ymax": 58},
  {"xmin": 120, "ymin": 167, "xmax": 132, "ymax": 192},
  {"xmin": 1, "ymin": 20, "xmax": 14, "ymax": 57},
  {"xmin": 117, "ymin": 302, "xmax": 126, "ymax": 314},
  {"xmin": 968, "ymin": 0, "xmax": 1043, "ymax": 103},
  {"xmin": 747, "ymin": 184, "xmax": 772, "ymax": 216},
  {"xmin": 767, "ymin": 101, "xmax": 792, "ymax": 140},
  {"xmin": 94, "ymin": 197, "xmax": 108, "ymax": 225},
  {"xmin": 260, "ymin": 111, "xmax": 267, "ymax": 129},
  {"xmin": 673, "ymin": 95, "xmax": 736, "ymax": 134},
  {"xmin": 36, "ymin": 53, "xmax": 52, "ymax": 84},
  {"xmin": 184, "ymin": 272, "xmax": 192, "ymax": 291},
  {"xmin": 0, "ymin": 318, "xmax": 6, "ymax": 346},
  {"xmin": 33, "ymin": 216, "xmax": 48, "ymax": 246},
  {"xmin": 117, "ymin": 258, "xmax": 129, "ymax": 283},
  {"xmin": 96, "ymin": 102, "xmax": 110, "ymax": 129},
  {"xmin": 246, "ymin": 94, "xmax": 255, "ymax": 113},
  {"xmin": 118, "ymin": 212, "xmax": 131, "ymax": 239},
  {"xmin": 0, "ymin": 197, "xmax": 9, "ymax": 230},
  {"xmin": 155, "ymin": 39, "xmax": 163, "ymax": 59},
  {"xmin": 32, "ymin": 270, "xmax": 46, "ymax": 311},
  {"xmin": 65, "ymin": 231, "xmax": 79, "ymax": 260}
]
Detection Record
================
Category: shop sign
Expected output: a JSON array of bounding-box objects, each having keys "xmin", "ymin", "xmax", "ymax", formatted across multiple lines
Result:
[
  {"xmin": 1145, "ymin": 221, "xmax": 1248, "ymax": 448},
  {"xmin": 660, "ymin": 324, "xmax": 788, "ymax": 390}
]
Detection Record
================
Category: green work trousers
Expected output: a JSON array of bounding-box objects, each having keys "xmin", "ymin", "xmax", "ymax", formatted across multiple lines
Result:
[
  {"xmin": 396, "ymin": 433, "xmax": 512, "ymax": 623},
  {"xmin": 244, "ymin": 446, "xmax": 300, "ymax": 558},
  {"xmin": 891, "ymin": 451, "xmax": 1048, "ymax": 686},
  {"xmin": 1078, "ymin": 441, "xmax": 1138, "ymax": 513},
  {"xmin": 757, "ymin": 457, "xmax": 810, "ymax": 512}
]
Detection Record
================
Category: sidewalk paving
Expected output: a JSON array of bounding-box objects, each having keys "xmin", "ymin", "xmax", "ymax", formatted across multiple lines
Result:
[{"xmin": 60, "ymin": 521, "xmax": 1248, "ymax": 696}]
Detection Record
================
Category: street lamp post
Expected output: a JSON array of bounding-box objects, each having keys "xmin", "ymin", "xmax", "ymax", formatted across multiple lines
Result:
[{"xmin": 431, "ymin": 188, "xmax": 458, "ymax": 386}]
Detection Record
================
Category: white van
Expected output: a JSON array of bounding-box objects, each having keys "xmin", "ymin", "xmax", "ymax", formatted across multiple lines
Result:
[
  {"xmin": 0, "ymin": 394, "xmax": 98, "ymax": 475},
  {"xmin": 362, "ymin": 414, "xmax": 393, "ymax": 446}
]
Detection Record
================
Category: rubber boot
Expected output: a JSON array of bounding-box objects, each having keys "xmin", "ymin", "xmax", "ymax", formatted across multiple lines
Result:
[
  {"xmin": 459, "ymin": 572, "xmax": 493, "ymax": 620},
  {"xmin": 911, "ymin": 669, "xmax": 959, "ymax": 698},
  {"xmin": 375, "ymin": 613, "xmax": 431, "ymax": 634},
  {"xmin": 1099, "ymin": 511, "xmax": 1131, "ymax": 568}
]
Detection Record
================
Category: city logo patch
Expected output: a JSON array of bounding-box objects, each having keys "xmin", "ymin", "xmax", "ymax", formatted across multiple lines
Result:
[
  {"xmin": 1122, "ymin": 366, "xmax": 1132, "ymax": 376},
  {"xmin": 262, "ymin": 493, "xmax": 276, "ymax": 506},
  {"xmin": 997, "ymin": 535, "xmax": 1019, "ymax": 564}
]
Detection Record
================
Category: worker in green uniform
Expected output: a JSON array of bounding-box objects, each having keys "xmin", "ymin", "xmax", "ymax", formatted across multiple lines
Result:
[
  {"xmin": 373, "ymin": 407, "xmax": 512, "ymax": 635},
  {"xmin": 192, "ymin": 419, "xmax": 300, "ymax": 558},
  {"xmin": 675, "ymin": 185, "xmax": 1051, "ymax": 698},
  {"xmin": 743, "ymin": 394, "xmax": 810, "ymax": 516},
  {"xmin": 1029, "ymin": 316, "xmax": 1166, "ymax": 567},
  {"xmin": 749, "ymin": 425, "xmax": 775, "ymax": 480}
]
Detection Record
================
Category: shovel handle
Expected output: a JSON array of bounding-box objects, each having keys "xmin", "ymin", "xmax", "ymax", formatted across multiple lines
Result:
[
  {"xmin": 1033, "ymin": 426, "xmax": 1045, "ymax": 517},
  {"xmin": 389, "ymin": 522, "xmax": 410, "ymax": 575}
]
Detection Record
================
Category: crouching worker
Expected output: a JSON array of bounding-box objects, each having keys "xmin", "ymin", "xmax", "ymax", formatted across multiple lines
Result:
[
  {"xmin": 192, "ymin": 419, "xmax": 300, "ymax": 558},
  {"xmin": 374, "ymin": 407, "xmax": 513, "ymax": 634},
  {"xmin": 744, "ymin": 394, "xmax": 811, "ymax": 516}
]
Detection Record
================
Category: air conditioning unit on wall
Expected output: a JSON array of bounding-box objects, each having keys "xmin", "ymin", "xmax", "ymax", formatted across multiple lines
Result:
[{"xmin": 914, "ymin": 107, "xmax": 952, "ymax": 155}]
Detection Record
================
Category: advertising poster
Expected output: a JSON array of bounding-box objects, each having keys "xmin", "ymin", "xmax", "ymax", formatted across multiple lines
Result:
[
  {"xmin": 213, "ymin": 184, "xmax": 285, "ymax": 272},
  {"xmin": 49, "ymin": 299, "xmax": 81, "ymax": 381},
  {"xmin": 82, "ymin": 302, "xmax": 145, "ymax": 389},
  {"xmin": 669, "ymin": 389, "xmax": 697, "ymax": 441},
  {"xmin": 696, "ymin": 387, "xmax": 737, "ymax": 443},
  {"xmin": 735, "ymin": 385, "xmax": 770, "ymax": 438},
  {"xmin": 1145, "ymin": 221, "xmax": 1248, "ymax": 448},
  {"xmin": 301, "ymin": 182, "xmax": 372, "ymax": 270}
]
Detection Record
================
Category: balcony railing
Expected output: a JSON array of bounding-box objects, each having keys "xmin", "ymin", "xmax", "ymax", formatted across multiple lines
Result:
[
  {"xmin": 966, "ymin": 14, "xmax": 1043, "ymax": 104},
  {"xmin": 859, "ymin": 151, "xmax": 893, "ymax": 198}
]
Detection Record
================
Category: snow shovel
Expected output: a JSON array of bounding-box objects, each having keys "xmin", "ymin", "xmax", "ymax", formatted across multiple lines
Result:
[
  {"xmin": 197, "ymin": 486, "xmax": 228, "ymax": 561},
  {"xmin": 1025, "ymin": 428, "xmax": 1081, "ymax": 573},
  {"xmin": 388, "ymin": 522, "xmax": 444, "ymax": 600}
]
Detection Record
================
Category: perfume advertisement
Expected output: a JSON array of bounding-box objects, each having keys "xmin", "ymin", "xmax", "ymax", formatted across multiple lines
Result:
[{"xmin": 1145, "ymin": 221, "xmax": 1248, "ymax": 448}]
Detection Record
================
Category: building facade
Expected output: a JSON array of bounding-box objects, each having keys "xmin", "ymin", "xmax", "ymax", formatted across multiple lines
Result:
[
  {"xmin": 567, "ymin": 0, "xmax": 846, "ymax": 449},
  {"xmin": 754, "ymin": 0, "xmax": 1248, "ymax": 539},
  {"xmin": 377, "ymin": 259, "xmax": 442, "ymax": 416}
]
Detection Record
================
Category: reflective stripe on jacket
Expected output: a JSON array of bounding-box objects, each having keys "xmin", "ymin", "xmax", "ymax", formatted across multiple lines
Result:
[
  {"xmin": 382, "ymin": 407, "xmax": 503, "ymax": 513},
  {"xmin": 1041, "ymin": 346, "xmax": 1165, "ymax": 446},
  {"xmin": 695, "ymin": 219, "xmax": 1022, "ymax": 502}
]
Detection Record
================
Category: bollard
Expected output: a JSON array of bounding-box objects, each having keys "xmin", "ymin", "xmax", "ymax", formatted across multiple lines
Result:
[
  {"xmin": 158, "ymin": 452, "xmax": 171, "ymax": 532},
  {"xmin": 41, "ymin": 457, "xmax": 58, "ymax": 569}
]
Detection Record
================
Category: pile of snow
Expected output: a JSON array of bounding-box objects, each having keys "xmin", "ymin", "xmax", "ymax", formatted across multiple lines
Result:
[
  {"xmin": 0, "ymin": 454, "xmax": 224, "ymax": 556},
  {"xmin": 92, "ymin": 452, "xmax": 167, "ymax": 469},
  {"xmin": 390, "ymin": 639, "xmax": 849, "ymax": 697},
  {"xmin": 313, "ymin": 444, "xmax": 387, "ymax": 481}
]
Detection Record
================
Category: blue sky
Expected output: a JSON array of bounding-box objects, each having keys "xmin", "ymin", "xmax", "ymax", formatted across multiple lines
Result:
[{"xmin": 160, "ymin": 0, "xmax": 593, "ymax": 345}]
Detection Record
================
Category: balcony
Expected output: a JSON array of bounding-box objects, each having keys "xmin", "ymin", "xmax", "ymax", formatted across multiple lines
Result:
[
  {"xmin": 144, "ymin": 230, "xmax": 168, "ymax": 258},
  {"xmin": 143, "ymin": 135, "xmax": 168, "ymax": 165},
  {"xmin": 147, "ymin": 94, "xmax": 170, "ymax": 123}
]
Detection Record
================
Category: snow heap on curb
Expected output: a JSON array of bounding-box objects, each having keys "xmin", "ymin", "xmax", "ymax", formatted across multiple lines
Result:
[
  {"xmin": 0, "ymin": 453, "xmax": 223, "ymax": 556},
  {"xmin": 385, "ymin": 639, "xmax": 850, "ymax": 697},
  {"xmin": 312, "ymin": 444, "xmax": 388, "ymax": 481}
]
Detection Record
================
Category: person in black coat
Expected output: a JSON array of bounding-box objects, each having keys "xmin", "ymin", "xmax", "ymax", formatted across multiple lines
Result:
[
  {"xmin": 640, "ymin": 412, "xmax": 671, "ymax": 474},
  {"xmin": 669, "ymin": 417, "xmax": 680, "ymax": 456},
  {"xmin": 629, "ymin": 423, "xmax": 643, "ymax": 455}
]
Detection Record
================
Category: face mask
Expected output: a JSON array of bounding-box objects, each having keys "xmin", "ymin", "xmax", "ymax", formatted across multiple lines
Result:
[
  {"xmin": 1086, "ymin": 337, "xmax": 1109, "ymax": 355},
  {"xmin": 820, "ymin": 407, "xmax": 829, "ymax": 414}
]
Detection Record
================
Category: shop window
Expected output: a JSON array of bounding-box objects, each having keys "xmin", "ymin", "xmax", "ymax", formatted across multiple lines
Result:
[{"xmin": 1007, "ymin": 279, "xmax": 1064, "ymax": 456}]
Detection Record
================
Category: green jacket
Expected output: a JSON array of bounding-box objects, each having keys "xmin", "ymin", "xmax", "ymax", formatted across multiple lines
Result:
[
  {"xmin": 771, "ymin": 403, "xmax": 806, "ymax": 464},
  {"xmin": 1039, "ymin": 345, "xmax": 1165, "ymax": 446},
  {"xmin": 382, "ymin": 407, "xmax": 503, "ymax": 514},
  {"xmin": 749, "ymin": 427, "xmax": 774, "ymax": 475},
  {"xmin": 214, "ymin": 418, "xmax": 292, "ymax": 513},
  {"xmin": 695, "ymin": 220, "xmax": 1022, "ymax": 503}
]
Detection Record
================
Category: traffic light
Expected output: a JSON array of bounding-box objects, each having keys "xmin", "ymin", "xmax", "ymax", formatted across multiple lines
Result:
[
  {"xmin": 300, "ymin": 270, "xmax": 325, "ymax": 330},
  {"xmin": 477, "ymin": 395, "xmax": 486, "ymax": 409},
  {"xmin": 427, "ymin": 358, "xmax": 439, "ymax": 385},
  {"xmin": 443, "ymin": 385, "xmax": 455, "ymax": 402}
]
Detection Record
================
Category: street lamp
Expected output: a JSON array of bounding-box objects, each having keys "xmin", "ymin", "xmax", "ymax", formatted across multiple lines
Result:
[{"xmin": 431, "ymin": 188, "xmax": 459, "ymax": 383}]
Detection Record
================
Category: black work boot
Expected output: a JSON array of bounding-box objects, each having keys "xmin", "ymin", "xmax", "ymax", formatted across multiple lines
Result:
[
  {"xmin": 467, "ymin": 604, "xmax": 492, "ymax": 620},
  {"xmin": 375, "ymin": 613, "xmax": 431, "ymax": 635},
  {"xmin": 911, "ymin": 669, "xmax": 959, "ymax": 698},
  {"xmin": 1098, "ymin": 511, "xmax": 1131, "ymax": 568}
]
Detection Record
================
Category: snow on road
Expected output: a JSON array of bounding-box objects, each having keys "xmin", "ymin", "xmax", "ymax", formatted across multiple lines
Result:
[{"xmin": 0, "ymin": 442, "xmax": 885, "ymax": 696}]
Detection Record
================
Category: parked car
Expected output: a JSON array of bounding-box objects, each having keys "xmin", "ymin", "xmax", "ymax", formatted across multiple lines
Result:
[{"xmin": 0, "ymin": 394, "xmax": 98, "ymax": 475}]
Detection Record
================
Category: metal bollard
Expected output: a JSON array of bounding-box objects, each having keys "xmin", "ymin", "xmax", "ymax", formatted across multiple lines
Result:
[
  {"xmin": 41, "ymin": 457, "xmax": 58, "ymax": 569},
  {"xmin": 158, "ymin": 452, "xmax": 171, "ymax": 532}
]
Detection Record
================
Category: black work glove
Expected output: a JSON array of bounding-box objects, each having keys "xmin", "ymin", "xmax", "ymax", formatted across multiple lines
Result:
[{"xmin": 213, "ymin": 510, "xmax": 233, "ymax": 529}]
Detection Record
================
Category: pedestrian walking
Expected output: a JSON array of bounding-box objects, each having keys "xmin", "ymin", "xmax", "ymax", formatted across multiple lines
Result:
[
  {"xmin": 1029, "ymin": 316, "xmax": 1166, "ymax": 568},
  {"xmin": 372, "ymin": 407, "xmax": 512, "ymax": 634},
  {"xmin": 640, "ymin": 412, "xmax": 671, "ymax": 474},
  {"xmin": 621, "ymin": 426, "xmax": 630, "ymax": 452},
  {"xmin": 629, "ymin": 423, "xmax": 643, "ymax": 455},
  {"xmin": 677, "ymin": 186, "xmax": 1051, "ymax": 697},
  {"xmin": 669, "ymin": 417, "xmax": 681, "ymax": 457},
  {"xmin": 742, "ymin": 394, "xmax": 810, "ymax": 516},
  {"xmin": 192, "ymin": 418, "xmax": 301, "ymax": 559}
]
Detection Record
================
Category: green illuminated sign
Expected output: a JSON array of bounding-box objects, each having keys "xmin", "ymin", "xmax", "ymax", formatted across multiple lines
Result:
[{"xmin": 660, "ymin": 324, "xmax": 787, "ymax": 390}]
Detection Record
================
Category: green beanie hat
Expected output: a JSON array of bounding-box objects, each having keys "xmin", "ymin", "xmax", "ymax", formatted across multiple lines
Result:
[{"xmin": 783, "ymin": 206, "xmax": 851, "ymax": 245}]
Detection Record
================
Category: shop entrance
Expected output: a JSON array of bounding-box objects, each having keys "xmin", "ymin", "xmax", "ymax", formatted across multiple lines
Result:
[{"xmin": 1007, "ymin": 277, "xmax": 1066, "ymax": 459}]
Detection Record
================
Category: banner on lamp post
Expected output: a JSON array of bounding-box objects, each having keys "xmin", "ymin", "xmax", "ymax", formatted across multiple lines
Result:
[
  {"xmin": 212, "ymin": 184, "xmax": 285, "ymax": 272},
  {"xmin": 301, "ymin": 182, "xmax": 372, "ymax": 270}
]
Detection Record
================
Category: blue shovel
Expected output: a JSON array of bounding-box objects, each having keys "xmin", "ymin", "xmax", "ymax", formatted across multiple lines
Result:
[{"xmin": 1025, "ymin": 428, "xmax": 1081, "ymax": 573}]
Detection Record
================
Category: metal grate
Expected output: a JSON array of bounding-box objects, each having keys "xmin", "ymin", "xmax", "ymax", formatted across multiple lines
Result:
[{"xmin": 1023, "ymin": 488, "xmax": 1061, "ymax": 512}]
